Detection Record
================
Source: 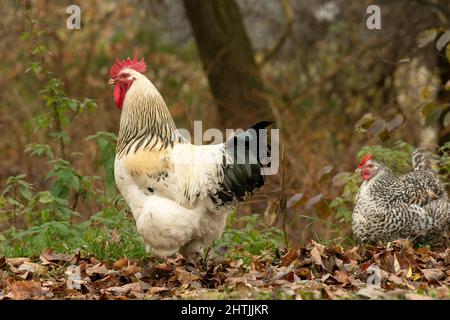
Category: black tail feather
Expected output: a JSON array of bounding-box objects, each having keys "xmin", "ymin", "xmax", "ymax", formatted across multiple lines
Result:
[{"xmin": 213, "ymin": 121, "xmax": 273, "ymax": 205}]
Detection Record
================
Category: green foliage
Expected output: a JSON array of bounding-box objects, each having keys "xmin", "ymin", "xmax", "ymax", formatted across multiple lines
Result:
[
  {"xmin": 357, "ymin": 140, "xmax": 414, "ymax": 175},
  {"xmin": 86, "ymin": 132, "xmax": 117, "ymax": 195},
  {"xmin": 421, "ymin": 102, "xmax": 450, "ymax": 127},
  {"xmin": 329, "ymin": 178, "xmax": 359, "ymax": 224},
  {"xmin": 0, "ymin": 16, "xmax": 144, "ymax": 262},
  {"xmin": 214, "ymin": 212, "xmax": 284, "ymax": 265},
  {"xmin": 85, "ymin": 206, "xmax": 146, "ymax": 261},
  {"xmin": 25, "ymin": 143, "xmax": 54, "ymax": 159},
  {"xmin": 1, "ymin": 210, "xmax": 146, "ymax": 261},
  {"xmin": 435, "ymin": 141, "xmax": 450, "ymax": 184},
  {"xmin": 33, "ymin": 77, "xmax": 97, "ymax": 156}
]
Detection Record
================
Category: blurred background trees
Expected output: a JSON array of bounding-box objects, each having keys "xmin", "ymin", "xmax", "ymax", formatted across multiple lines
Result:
[
  {"xmin": 1, "ymin": 0, "xmax": 450, "ymax": 245},
  {"xmin": 183, "ymin": 0, "xmax": 271, "ymax": 129}
]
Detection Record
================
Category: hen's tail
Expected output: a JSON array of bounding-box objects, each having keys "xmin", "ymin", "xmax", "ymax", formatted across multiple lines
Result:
[{"xmin": 412, "ymin": 148, "xmax": 433, "ymax": 171}]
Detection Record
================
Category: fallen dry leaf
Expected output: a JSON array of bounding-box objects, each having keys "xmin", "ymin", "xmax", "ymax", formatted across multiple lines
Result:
[
  {"xmin": 175, "ymin": 268, "xmax": 199, "ymax": 284},
  {"xmin": 6, "ymin": 257, "xmax": 30, "ymax": 268},
  {"xmin": 404, "ymin": 293, "xmax": 432, "ymax": 300},
  {"xmin": 5, "ymin": 280, "xmax": 46, "ymax": 300},
  {"xmin": 122, "ymin": 264, "xmax": 140, "ymax": 276},
  {"xmin": 149, "ymin": 286, "xmax": 170, "ymax": 295},
  {"xmin": 113, "ymin": 258, "xmax": 129, "ymax": 270},
  {"xmin": 106, "ymin": 282, "xmax": 141, "ymax": 295},
  {"xmin": 280, "ymin": 249, "xmax": 298, "ymax": 267},
  {"xmin": 86, "ymin": 263, "xmax": 110, "ymax": 276},
  {"xmin": 40, "ymin": 249, "xmax": 73, "ymax": 265},
  {"xmin": 310, "ymin": 247, "xmax": 325, "ymax": 269},
  {"xmin": 421, "ymin": 268, "xmax": 445, "ymax": 282},
  {"xmin": 18, "ymin": 262, "xmax": 47, "ymax": 275},
  {"xmin": 357, "ymin": 287, "xmax": 387, "ymax": 300}
]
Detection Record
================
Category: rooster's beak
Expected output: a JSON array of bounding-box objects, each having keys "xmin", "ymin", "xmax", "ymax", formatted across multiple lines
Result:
[
  {"xmin": 355, "ymin": 168, "xmax": 361, "ymax": 174},
  {"xmin": 108, "ymin": 78, "xmax": 115, "ymax": 86}
]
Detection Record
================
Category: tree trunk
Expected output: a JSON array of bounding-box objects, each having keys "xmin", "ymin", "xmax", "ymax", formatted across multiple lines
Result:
[
  {"xmin": 183, "ymin": 0, "xmax": 271, "ymax": 129},
  {"xmin": 436, "ymin": 43, "xmax": 450, "ymax": 146}
]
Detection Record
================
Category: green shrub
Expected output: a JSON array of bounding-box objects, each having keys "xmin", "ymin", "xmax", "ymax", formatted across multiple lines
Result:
[{"xmin": 213, "ymin": 212, "xmax": 284, "ymax": 265}]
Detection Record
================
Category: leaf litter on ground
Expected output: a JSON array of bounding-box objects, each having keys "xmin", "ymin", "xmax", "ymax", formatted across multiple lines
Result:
[{"xmin": 0, "ymin": 239, "xmax": 449, "ymax": 300}]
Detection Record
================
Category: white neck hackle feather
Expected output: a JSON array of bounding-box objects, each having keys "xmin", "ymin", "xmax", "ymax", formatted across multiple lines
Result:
[{"xmin": 116, "ymin": 68, "xmax": 180, "ymax": 157}]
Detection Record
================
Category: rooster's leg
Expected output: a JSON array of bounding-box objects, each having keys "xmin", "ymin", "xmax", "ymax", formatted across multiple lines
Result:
[{"xmin": 180, "ymin": 239, "xmax": 203, "ymax": 268}]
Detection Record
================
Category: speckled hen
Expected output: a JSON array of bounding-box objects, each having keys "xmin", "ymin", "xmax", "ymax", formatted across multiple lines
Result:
[{"xmin": 352, "ymin": 149, "xmax": 449, "ymax": 243}]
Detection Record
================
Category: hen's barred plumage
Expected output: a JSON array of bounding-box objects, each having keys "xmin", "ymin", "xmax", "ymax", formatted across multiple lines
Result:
[{"xmin": 352, "ymin": 148, "xmax": 449, "ymax": 243}]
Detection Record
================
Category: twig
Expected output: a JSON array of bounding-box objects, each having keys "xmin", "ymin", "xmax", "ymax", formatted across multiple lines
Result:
[
  {"xmin": 279, "ymin": 145, "xmax": 288, "ymax": 249},
  {"xmin": 52, "ymin": 104, "xmax": 66, "ymax": 160},
  {"xmin": 257, "ymin": 0, "xmax": 293, "ymax": 66}
]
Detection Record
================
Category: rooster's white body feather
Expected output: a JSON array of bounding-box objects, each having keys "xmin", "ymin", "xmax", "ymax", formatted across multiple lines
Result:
[{"xmin": 115, "ymin": 157, "xmax": 228, "ymax": 258}]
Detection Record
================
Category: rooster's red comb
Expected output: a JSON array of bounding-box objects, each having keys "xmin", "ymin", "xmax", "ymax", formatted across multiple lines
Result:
[
  {"xmin": 358, "ymin": 154, "xmax": 372, "ymax": 168},
  {"xmin": 110, "ymin": 56, "xmax": 147, "ymax": 78}
]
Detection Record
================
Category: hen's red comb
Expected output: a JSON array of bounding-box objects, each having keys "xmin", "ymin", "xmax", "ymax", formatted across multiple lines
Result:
[
  {"xmin": 358, "ymin": 154, "xmax": 372, "ymax": 168},
  {"xmin": 110, "ymin": 56, "xmax": 147, "ymax": 78}
]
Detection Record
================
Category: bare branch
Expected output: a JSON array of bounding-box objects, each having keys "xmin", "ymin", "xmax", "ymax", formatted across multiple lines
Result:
[{"xmin": 256, "ymin": 0, "xmax": 294, "ymax": 66}]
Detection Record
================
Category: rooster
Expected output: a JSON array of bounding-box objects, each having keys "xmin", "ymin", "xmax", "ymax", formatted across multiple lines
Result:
[
  {"xmin": 108, "ymin": 57, "xmax": 271, "ymax": 263},
  {"xmin": 352, "ymin": 148, "xmax": 449, "ymax": 244}
]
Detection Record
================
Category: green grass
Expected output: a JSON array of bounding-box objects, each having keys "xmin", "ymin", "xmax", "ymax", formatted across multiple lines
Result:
[{"xmin": 1, "ymin": 211, "xmax": 284, "ymax": 264}]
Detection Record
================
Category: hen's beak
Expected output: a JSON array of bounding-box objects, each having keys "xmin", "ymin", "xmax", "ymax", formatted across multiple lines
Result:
[{"xmin": 107, "ymin": 78, "xmax": 115, "ymax": 86}]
